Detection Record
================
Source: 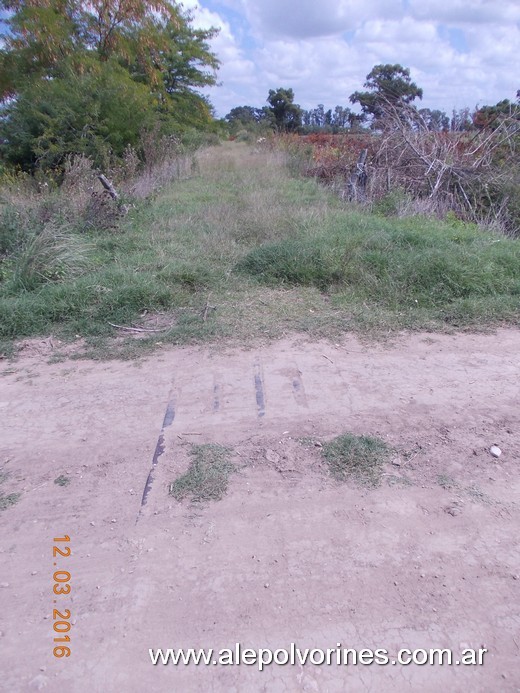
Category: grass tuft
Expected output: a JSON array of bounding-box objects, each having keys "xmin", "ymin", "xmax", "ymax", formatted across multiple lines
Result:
[
  {"xmin": 169, "ymin": 444, "xmax": 235, "ymax": 502},
  {"xmin": 322, "ymin": 433, "xmax": 392, "ymax": 487},
  {"xmin": 0, "ymin": 492, "xmax": 21, "ymax": 510}
]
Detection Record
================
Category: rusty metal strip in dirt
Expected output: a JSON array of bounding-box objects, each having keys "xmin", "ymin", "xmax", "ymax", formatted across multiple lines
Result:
[
  {"xmin": 291, "ymin": 369, "xmax": 308, "ymax": 408},
  {"xmin": 213, "ymin": 380, "xmax": 221, "ymax": 412},
  {"xmin": 137, "ymin": 387, "xmax": 176, "ymax": 521},
  {"xmin": 254, "ymin": 362, "xmax": 266, "ymax": 418}
]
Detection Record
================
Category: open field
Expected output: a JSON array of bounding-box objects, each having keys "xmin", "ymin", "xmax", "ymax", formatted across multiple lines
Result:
[
  {"xmin": 1, "ymin": 142, "xmax": 519, "ymax": 360},
  {"xmin": 1, "ymin": 330, "xmax": 520, "ymax": 691}
]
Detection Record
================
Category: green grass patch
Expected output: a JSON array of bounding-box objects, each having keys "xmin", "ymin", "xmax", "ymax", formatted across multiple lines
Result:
[
  {"xmin": 0, "ymin": 470, "xmax": 20, "ymax": 510},
  {"xmin": 54, "ymin": 475, "xmax": 71, "ymax": 487},
  {"xmin": 0, "ymin": 492, "xmax": 21, "ymax": 510},
  {"xmin": 1, "ymin": 142, "xmax": 519, "ymax": 357},
  {"xmin": 0, "ymin": 493, "xmax": 22, "ymax": 510},
  {"xmin": 169, "ymin": 444, "xmax": 235, "ymax": 502},
  {"xmin": 322, "ymin": 433, "xmax": 393, "ymax": 487}
]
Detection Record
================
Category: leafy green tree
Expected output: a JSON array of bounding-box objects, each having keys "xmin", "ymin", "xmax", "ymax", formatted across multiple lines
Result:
[
  {"xmin": 267, "ymin": 88, "xmax": 302, "ymax": 132},
  {"xmin": 473, "ymin": 99, "xmax": 520, "ymax": 130},
  {"xmin": 418, "ymin": 108, "xmax": 450, "ymax": 132},
  {"xmin": 0, "ymin": 0, "xmax": 220, "ymax": 169},
  {"xmin": 225, "ymin": 106, "xmax": 269, "ymax": 126},
  {"xmin": 1, "ymin": 59, "xmax": 158, "ymax": 169},
  {"xmin": 350, "ymin": 64, "xmax": 423, "ymax": 123}
]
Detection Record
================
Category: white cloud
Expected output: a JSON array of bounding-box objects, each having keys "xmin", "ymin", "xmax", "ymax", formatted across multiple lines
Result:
[
  {"xmin": 194, "ymin": 0, "xmax": 520, "ymax": 117},
  {"xmin": 242, "ymin": 0, "xmax": 400, "ymax": 38},
  {"xmin": 408, "ymin": 0, "xmax": 520, "ymax": 25}
]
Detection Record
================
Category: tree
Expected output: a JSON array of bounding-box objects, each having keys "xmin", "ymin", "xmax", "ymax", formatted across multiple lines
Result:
[
  {"xmin": 0, "ymin": 0, "xmax": 220, "ymax": 169},
  {"xmin": 225, "ymin": 106, "xmax": 268, "ymax": 126},
  {"xmin": 473, "ymin": 99, "xmax": 520, "ymax": 130},
  {"xmin": 0, "ymin": 59, "xmax": 159, "ymax": 169},
  {"xmin": 350, "ymin": 64, "xmax": 423, "ymax": 124},
  {"xmin": 450, "ymin": 107, "xmax": 473, "ymax": 132},
  {"xmin": 418, "ymin": 108, "xmax": 450, "ymax": 132},
  {"xmin": 267, "ymin": 88, "xmax": 302, "ymax": 132}
]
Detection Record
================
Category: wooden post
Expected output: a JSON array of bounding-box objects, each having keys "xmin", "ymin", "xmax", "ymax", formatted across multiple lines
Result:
[
  {"xmin": 98, "ymin": 174, "xmax": 119, "ymax": 201},
  {"xmin": 347, "ymin": 148, "xmax": 368, "ymax": 201}
]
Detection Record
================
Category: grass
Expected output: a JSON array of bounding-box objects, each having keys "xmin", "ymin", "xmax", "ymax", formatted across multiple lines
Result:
[
  {"xmin": 436, "ymin": 473, "xmax": 457, "ymax": 490},
  {"xmin": 0, "ymin": 469, "xmax": 20, "ymax": 510},
  {"xmin": 169, "ymin": 444, "xmax": 235, "ymax": 502},
  {"xmin": 54, "ymin": 475, "xmax": 71, "ymax": 487},
  {"xmin": 1, "ymin": 142, "xmax": 519, "ymax": 358},
  {"xmin": 322, "ymin": 433, "xmax": 393, "ymax": 487},
  {"xmin": 0, "ymin": 492, "xmax": 20, "ymax": 510}
]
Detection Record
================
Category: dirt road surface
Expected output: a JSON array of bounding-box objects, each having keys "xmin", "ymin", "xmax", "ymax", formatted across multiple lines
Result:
[{"xmin": 1, "ymin": 330, "xmax": 519, "ymax": 692}]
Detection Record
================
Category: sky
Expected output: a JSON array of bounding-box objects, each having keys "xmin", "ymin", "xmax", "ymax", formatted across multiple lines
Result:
[{"xmin": 182, "ymin": 0, "xmax": 520, "ymax": 118}]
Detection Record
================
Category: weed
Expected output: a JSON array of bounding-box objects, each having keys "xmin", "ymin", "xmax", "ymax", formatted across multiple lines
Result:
[
  {"xmin": 169, "ymin": 444, "xmax": 235, "ymax": 502},
  {"xmin": 54, "ymin": 475, "xmax": 71, "ymax": 487},
  {"xmin": 436, "ymin": 474, "xmax": 458, "ymax": 490},
  {"xmin": 9, "ymin": 222, "xmax": 92, "ymax": 291},
  {"xmin": 386, "ymin": 474, "xmax": 413, "ymax": 487},
  {"xmin": 322, "ymin": 433, "xmax": 392, "ymax": 487},
  {"xmin": 0, "ymin": 492, "xmax": 20, "ymax": 510}
]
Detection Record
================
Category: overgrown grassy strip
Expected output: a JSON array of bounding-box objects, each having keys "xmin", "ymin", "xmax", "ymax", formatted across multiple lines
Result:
[{"xmin": 1, "ymin": 142, "xmax": 519, "ymax": 358}]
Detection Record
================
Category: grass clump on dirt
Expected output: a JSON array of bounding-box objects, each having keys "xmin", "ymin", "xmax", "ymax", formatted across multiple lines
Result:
[
  {"xmin": 0, "ymin": 492, "xmax": 20, "ymax": 510},
  {"xmin": 54, "ymin": 475, "xmax": 71, "ymax": 487},
  {"xmin": 169, "ymin": 444, "xmax": 235, "ymax": 502},
  {"xmin": 322, "ymin": 434, "xmax": 392, "ymax": 487},
  {"xmin": 0, "ymin": 470, "xmax": 20, "ymax": 510}
]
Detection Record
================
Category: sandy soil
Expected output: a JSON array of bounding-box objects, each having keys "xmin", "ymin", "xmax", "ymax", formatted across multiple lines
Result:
[{"xmin": 1, "ymin": 329, "xmax": 519, "ymax": 692}]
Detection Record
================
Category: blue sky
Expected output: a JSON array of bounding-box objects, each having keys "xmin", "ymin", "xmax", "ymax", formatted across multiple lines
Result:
[{"xmin": 183, "ymin": 0, "xmax": 520, "ymax": 117}]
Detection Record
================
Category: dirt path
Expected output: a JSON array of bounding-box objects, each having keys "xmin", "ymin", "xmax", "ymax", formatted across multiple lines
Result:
[{"xmin": 1, "ymin": 330, "xmax": 519, "ymax": 692}]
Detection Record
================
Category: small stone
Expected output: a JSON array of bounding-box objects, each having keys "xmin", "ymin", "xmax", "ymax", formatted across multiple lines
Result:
[
  {"xmin": 420, "ymin": 573, "xmax": 425, "ymax": 578},
  {"xmin": 31, "ymin": 571, "xmax": 38, "ymax": 576},
  {"xmin": 0, "ymin": 582, "xmax": 9, "ymax": 588},
  {"xmin": 513, "ymin": 574, "xmax": 519, "ymax": 580},
  {"xmin": 264, "ymin": 583, "xmax": 269, "ymax": 588},
  {"xmin": 314, "ymin": 441, "xmax": 323, "ymax": 448},
  {"xmin": 490, "ymin": 445, "xmax": 502, "ymax": 458},
  {"xmin": 111, "ymin": 518, "xmax": 117, "ymax": 523},
  {"xmin": 90, "ymin": 521, "xmax": 95, "ymax": 526}
]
